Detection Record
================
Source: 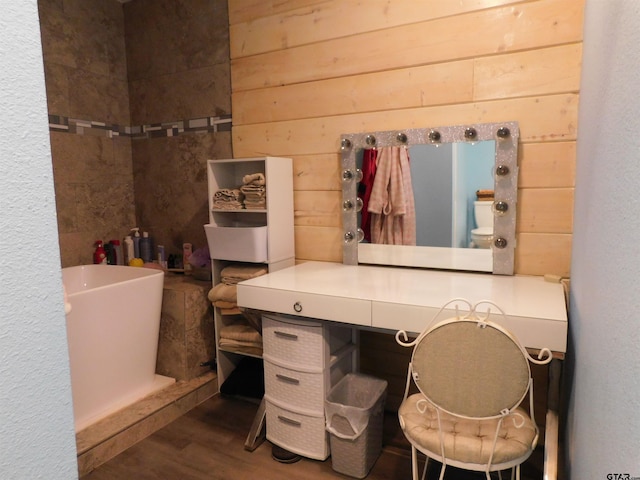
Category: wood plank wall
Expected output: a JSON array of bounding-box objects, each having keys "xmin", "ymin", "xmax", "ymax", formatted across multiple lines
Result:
[{"xmin": 228, "ymin": 0, "xmax": 583, "ymax": 410}]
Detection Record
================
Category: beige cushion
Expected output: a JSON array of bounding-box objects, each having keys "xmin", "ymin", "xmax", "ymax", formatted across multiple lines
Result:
[{"xmin": 398, "ymin": 393, "xmax": 537, "ymax": 466}]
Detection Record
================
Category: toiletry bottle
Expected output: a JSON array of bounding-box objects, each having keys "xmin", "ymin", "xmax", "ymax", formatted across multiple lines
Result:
[
  {"xmin": 183, "ymin": 243, "xmax": 193, "ymax": 275},
  {"xmin": 130, "ymin": 227, "xmax": 141, "ymax": 258},
  {"xmin": 104, "ymin": 242, "xmax": 115, "ymax": 264},
  {"xmin": 140, "ymin": 231, "xmax": 152, "ymax": 263},
  {"xmin": 93, "ymin": 240, "xmax": 107, "ymax": 265},
  {"xmin": 110, "ymin": 239, "xmax": 123, "ymax": 265},
  {"xmin": 123, "ymin": 235, "xmax": 134, "ymax": 265},
  {"xmin": 157, "ymin": 245, "xmax": 166, "ymax": 269}
]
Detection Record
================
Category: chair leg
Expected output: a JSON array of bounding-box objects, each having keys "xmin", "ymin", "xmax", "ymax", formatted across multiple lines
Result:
[
  {"xmin": 438, "ymin": 464, "xmax": 447, "ymax": 480},
  {"xmin": 421, "ymin": 455, "xmax": 429, "ymax": 480},
  {"xmin": 411, "ymin": 446, "xmax": 419, "ymax": 480}
]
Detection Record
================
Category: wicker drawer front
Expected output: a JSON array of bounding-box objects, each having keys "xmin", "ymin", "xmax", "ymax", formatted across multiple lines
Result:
[
  {"xmin": 262, "ymin": 315, "xmax": 325, "ymax": 368},
  {"xmin": 264, "ymin": 359, "xmax": 325, "ymax": 412},
  {"xmin": 265, "ymin": 399, "xmax": 329, "ymax": 460}
]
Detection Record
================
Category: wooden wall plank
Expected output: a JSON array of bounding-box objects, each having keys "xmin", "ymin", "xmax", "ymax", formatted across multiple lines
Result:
[
  {"xmin": 231, "ymin": 0, "xmax": 584, "ymax": 91},
  {"xmin": 519, "ymin": 142, "xmax": 576, "ymax": 188},
  {"xmin": 293, "ymin": 191, "xmax": 341, "ymax": 227},
  {"xmin": 293, "ymin": 154, "xmax": 341, "ymax": 191},
  {"xmin": 230, "ymin": 0, "xmax": 583, "ymax": 275},
  {"xmin": 517, "ymin": 188, "xmax": 574, "ymax": 234},
  {"xmin": 515, "ymin": 233, "xmax": 572, "ymax": 277},
  {"xmin": 232, "ymin": 94, "xmax": 578, "ymax": 157},
  {"xmin": 228, "ymin": 0, "xmax": 324, "ymax": 26},
  {"xmin": 232, "ymin": 60, "xmax": 474, "ymax": 126},
  {"xmin": 230, "ymin": 0, "xmax": 523, "ymax": 58},
  {"xmin": 295, "ymin": 226, "xmax": 342, "ymax": 262},
  {"xmin": 474, "ymin": 43, "xmax": 583, "ymax": 100}
]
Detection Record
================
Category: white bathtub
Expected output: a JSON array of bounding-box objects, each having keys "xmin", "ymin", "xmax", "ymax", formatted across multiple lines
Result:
[{"xmin": 63, "ymin": 265, "xmax": 175, "ymax": 432}]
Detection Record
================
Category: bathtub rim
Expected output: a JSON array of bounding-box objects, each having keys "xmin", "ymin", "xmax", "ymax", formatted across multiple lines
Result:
[{"xmin": 62, "ymin": 264, "xmax": 164, "ymax": 297}]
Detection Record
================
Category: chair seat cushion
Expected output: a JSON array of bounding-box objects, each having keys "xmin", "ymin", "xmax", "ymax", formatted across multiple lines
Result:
[{"xmin": 398, "ymin": 393, "xmax": 537, "ymax": 466}]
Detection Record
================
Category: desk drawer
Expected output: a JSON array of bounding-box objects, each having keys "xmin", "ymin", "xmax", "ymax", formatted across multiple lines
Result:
[
  {"xmin": 264, "ymin": 359, "xmax": 325, "ymax": 412},
  {"xmin": 238, "ymin": 284, "xmax": 371, "ymax": 326},
  {"xmin": 263, "ymin": 315, "xmax": 325, "ymax": 367},
  {"xmin": 264, "ymin": 349, "xmax": 354, "ymax": 412},
  {"xmin": 265, "ymin": 398, "xmax": 329, "ymax": 460}
]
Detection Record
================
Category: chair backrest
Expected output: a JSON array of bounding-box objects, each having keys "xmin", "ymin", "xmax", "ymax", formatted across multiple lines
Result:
[{"xmin": 411, "ymin": 316, "xmax": 531, "ymax": 419}]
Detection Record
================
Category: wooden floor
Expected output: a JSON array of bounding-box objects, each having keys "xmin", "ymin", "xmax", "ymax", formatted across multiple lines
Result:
[{"xmin": 81, "ymin": 394, "xmax": 545, "ymax": 480}]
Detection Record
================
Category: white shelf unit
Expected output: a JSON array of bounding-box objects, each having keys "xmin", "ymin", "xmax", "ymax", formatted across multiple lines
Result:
[{"xmin": 206, "ymin": 157, "xmax": 295, "ymax": 388}]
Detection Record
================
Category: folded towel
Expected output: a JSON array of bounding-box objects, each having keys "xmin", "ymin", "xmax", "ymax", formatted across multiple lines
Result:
[
  {"xmin": 243, "ymin": 198, "xmax": 266, "ymax": 207},
  {"xmin": 208, "ymin": 283, "xmax": 237, "ymax": 303},
  {"xmin": 240, "ymin": 184, "xmax": 266, "ymax": 194},
  {"xmin": 213, "ymin": 189, "xmax": 245, "ymax": 210},
  {"xmin": 220, "ymin": 307, "xmax": 242, "ymax": 316},
  {"xmin": 244, "ymin": 203, "xmax": 266, "ymax": 210},
  {"xmin": 219, "ymin": 338, "xmax": 263, "ymax": 349},
  {"xmin": 214, "ymin": 188, "xmax": 243, "ymax": 200},
  {"xmin": 213, "ymin": 300, "xmax": 236, "ymax": 309},
  {"xmin": 220, "ymin": 322, "xmax": 262, "ymax": 343},
  {"xmin": 212, "ymin": 200, "xmax": 244, "ymax": 210},
  {"xmin": 220, "ymin": 264, "xmax": 268, "ymax": 284},
  {"xmin": 242, "ymin": 173, "xmax": 266, "ymax": 186}
]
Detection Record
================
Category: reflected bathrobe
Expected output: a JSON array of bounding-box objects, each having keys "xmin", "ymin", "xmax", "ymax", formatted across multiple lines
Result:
[{"xmin": 367, "ymin": 146, "xmax": 416, "ymax": 246}]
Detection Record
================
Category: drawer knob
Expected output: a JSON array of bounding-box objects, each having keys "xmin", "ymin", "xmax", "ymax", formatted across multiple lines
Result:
[{"xmin": 293, "ymin": 302, "xmax": 303, "ymax": 313}]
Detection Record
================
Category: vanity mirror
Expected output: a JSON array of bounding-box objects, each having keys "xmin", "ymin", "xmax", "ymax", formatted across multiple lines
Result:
[{"xmin": 341, "ymin": 121, "xmax": 519, "ymax": 275}]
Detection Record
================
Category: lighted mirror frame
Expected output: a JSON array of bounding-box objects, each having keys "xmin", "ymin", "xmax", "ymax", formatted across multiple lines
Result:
[{"xmin": 340, "ymin": 121, "xmax": 519, "ymax": 275}]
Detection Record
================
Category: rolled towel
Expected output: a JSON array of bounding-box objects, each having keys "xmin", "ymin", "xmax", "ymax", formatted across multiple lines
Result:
[{"xmin": 242, "ymin": 172, "xmax": 266, "ymax": 186}]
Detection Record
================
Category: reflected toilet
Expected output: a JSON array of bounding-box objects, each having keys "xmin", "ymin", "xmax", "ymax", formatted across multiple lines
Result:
[{"xmin": 471, "ymin": 200, "xmax": 493, "ymax": 248}]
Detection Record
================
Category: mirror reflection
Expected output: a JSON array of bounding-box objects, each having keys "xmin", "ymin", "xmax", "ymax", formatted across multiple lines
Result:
[
  {"xmin": 356, "ymin": 141, "xmax": 495, "ymax": 250},
  {"xmin": 341, "ymin": 122, "xmax": 519, "ymax": 275}
]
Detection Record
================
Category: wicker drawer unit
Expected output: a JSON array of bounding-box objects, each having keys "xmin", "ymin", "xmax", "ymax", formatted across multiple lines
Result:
[
  {"xmin": 262, "ymin": 314, "xmax": 325, "ymax": 367},
  {"xmin": 265, "ymin": 397, "xmax": 329, "ymax": 460},
  {"xmin": 264, "ymin": 357, "xmax": 325, "ymax": 412},
  {"xmin": 262, "ymin": 314, "xmax": 358, "ymax": 460}
]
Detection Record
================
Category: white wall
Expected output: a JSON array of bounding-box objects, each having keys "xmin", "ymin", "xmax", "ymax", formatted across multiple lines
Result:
[
  {"xmin": 568, "ymin": 0, "xmax": 640, "ymax": 476},
  {"xmin": 0, "ymin": 2, "xmax": 78, "ymax": 479}
]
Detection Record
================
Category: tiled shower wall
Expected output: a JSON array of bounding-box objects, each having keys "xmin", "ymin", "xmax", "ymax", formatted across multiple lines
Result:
[{"xmin": 38, "ymin": 0, "xmax": 232, "ymax": 267}]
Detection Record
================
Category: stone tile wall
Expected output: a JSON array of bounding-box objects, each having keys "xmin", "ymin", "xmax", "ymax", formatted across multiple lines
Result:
[
  {"xmin": 38, "ymin": 0, "xmax": 232, "ymax": 266},
  {"xmin": 125, "ymin": 0, "xmax": 232, "ymax": 259}
]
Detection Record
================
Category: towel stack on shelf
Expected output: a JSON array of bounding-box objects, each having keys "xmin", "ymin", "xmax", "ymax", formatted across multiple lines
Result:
[
  {"xmin": 212, "ymin": 188, "xmax": 244, "ymax": 210},
  {"xmin": 218, "ymin": 320, "xmax": 262, "ymax": 349},
  {"xmin": 240, "ymin": 173, "xmax": 266, "ymax": 210},
  {"xmin": 208, "ymin": 263, "xmax": 268, "ymax": 350}
]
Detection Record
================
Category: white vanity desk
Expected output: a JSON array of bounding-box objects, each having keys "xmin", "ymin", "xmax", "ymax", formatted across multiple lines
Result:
[{"xmin": 237, "ymin": 261, "xmax": 567, "ymax": 477}]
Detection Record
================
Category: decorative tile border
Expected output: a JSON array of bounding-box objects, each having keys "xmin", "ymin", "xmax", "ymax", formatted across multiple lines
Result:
[{"xmin": 48, "ymin": 114, "xmax": 232, "ymax": 139}]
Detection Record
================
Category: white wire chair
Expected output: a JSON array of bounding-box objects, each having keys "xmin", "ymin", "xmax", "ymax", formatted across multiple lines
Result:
[{"xmin": 396, "ymin": 299, "xmax": 552, "ymax": 480}]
